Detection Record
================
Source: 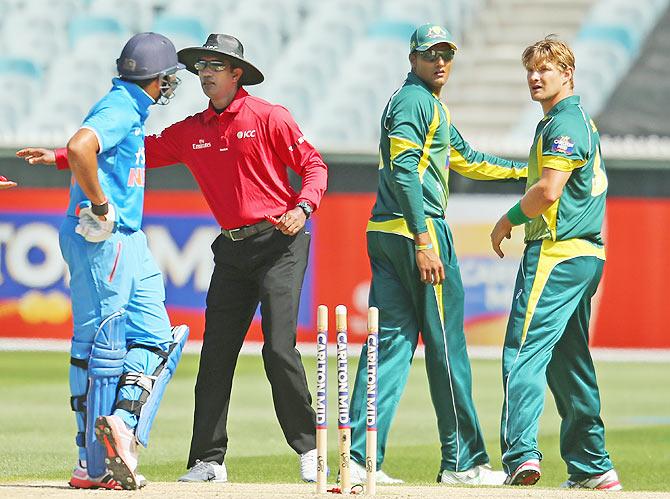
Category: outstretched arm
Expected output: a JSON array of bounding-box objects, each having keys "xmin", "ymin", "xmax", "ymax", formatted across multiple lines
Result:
[
  {"xmin": 18, "ymin": 136, "xmax": 108, "ymax": 203},
  {"xmin": 449, "ymin": 125, "xmax": 527, "ymax": 180},
  {"xmin": 16, "ymin": 148, "xmax": 56, "ymax": 165}
]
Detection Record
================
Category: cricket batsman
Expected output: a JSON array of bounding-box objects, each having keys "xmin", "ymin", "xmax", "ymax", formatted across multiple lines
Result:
[{"xmin": 18, "ymin": 33, "xmax": 189, "ymax": 490}]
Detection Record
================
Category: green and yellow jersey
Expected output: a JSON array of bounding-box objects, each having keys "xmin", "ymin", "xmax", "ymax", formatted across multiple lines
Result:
[
  {"xmin": 525, "ymin": 95, "xmax": 607, "ymax": 244},
  {"xmin": 369, "ymin": 72, "xmax": 527, "ymax": 238}
]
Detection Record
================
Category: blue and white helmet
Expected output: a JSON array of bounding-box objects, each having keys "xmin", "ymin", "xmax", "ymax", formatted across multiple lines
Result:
[{"xmin": 117, "ymin": 32, "xmax": 185, "ymax": 80}]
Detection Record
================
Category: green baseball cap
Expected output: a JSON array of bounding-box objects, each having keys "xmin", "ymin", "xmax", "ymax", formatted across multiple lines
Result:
[{"xmin": 409, "ymin": 24, "xmax": 458, "ymax": 53}]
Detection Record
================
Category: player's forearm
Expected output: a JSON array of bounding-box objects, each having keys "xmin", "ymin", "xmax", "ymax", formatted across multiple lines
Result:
[
  {"xmin": 517, "ymin": 168, "xmax": 572, "ymax": 219},
  {"xmin": 392, "ymin": 168, "xmax": 427, "ymax": 234},
  {"xmin": 295, "ymin": 156, "xmax": 328, "ymax": 210},
  {"xmin": 450, "ymin": 149, "xmax": 528, "ymax": 180},
  {"xmin": 449, "ymin": 125, "xmax": 527, "ymax": 180},
  {"xmin": 68, "ymin": 143, "xmax": 106, "ymax": 205},
  {"xmin": 414, "ymin": 231, "xmax": 431, "ymax": 246},
  {"xmin": 519, "ymin": 180, "xmax": 561, "ymax": 218}
]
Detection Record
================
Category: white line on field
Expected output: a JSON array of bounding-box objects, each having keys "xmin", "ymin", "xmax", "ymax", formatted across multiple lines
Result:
[{"xmin": 0, "ymin": 338, "xmax": 669, "ymax": 363}]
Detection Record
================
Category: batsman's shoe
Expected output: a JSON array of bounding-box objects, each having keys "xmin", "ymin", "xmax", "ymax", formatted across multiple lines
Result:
[
  {"xmin": 69, "ymin": 463, "xmax": 120, "ymax": 490},
  {"xmin": 560, "ymin": 468, "xmax": 622, "ymax": 491},
  {"xmin": 504, "ymin": 459, "xmax": 541, "ymax": 486},
  {"xmin": 438, "ymin": 463, "xmax": 506, "ymax": 486},
  {"xmin": 95, "ymin": 415, "xmax": 140, "ymax": 490},
  {"xmin": 177, "ymin": 459, "xmax": 227, "ymax": 482},
  {"xmin": 348, "ymin": 459, "xmax": 404, "ymax": 485}
]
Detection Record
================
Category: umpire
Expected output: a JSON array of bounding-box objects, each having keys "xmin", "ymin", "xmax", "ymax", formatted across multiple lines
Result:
[{"xmin": 168, "ymin": 35, "xmax": 328, "ymax": 482}]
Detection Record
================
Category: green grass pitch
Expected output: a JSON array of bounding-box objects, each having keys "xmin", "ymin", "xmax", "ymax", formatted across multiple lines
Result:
[{"xmin": 1, "ymin": 351, "xmax": 668, "ymax": 490}]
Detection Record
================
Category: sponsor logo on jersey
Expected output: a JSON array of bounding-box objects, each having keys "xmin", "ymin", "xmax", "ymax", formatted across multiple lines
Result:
[
  {"xmin": 551, "ymin": 135, "xmax": 574, "ymax": 154},
  {"xmin": 236, "ymin": 129, "xmax": 256, "ymax": 139},
  {"xmin": 192, "ymin": 139, "xmax": 212, "ymax": 150}
]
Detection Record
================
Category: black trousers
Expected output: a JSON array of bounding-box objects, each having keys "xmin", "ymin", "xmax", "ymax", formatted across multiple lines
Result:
[{"xmin": 187, "ymin": 227, "xmax": 316, "ymax": 467}]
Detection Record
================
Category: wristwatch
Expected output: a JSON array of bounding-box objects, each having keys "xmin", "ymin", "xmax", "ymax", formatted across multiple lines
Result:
[{"xmin": 296, "ymin": 201, "xmax": 313, "ymax": 219}]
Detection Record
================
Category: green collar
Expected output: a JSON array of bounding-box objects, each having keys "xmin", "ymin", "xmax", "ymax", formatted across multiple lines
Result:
[{"xmin": 546, "ymin": 94, "xmax": 580, "ymax": 117}]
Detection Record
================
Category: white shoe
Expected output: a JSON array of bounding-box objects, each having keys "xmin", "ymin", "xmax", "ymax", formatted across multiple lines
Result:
[
  {"xmin": 376, "ymin": 468, "xmax": 404, "ymax": 484},
  {"xmin": 504, "ymin": 459, "xmax": 541, "ymax": 486},
  {"xmin": 95, "ymin": 415, "xmax": 140, "ymax": 490},
  {"xmin": 439, "ymin": 463, "xmax": 507, "ymax": 485},
  {"xmin": 135, "ymin": 472, "xmax": 148, "ymax": 488},
  {"xmin": 348, "ymin": 459, "xmax": 404, "ymax": 484},
  {"xmin": 560, "ymin": 468, "xmax": 622, "ymax": 490},
  {"xmin": 300, "ymin": 449, "xmax": 318, "ymax": 482},
  {"xmin": 177, "ymin": 459, "xmax": 227, "ymax": 482}
]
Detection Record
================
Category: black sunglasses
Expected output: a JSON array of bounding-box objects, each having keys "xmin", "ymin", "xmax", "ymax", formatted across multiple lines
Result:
[{"xmin": 418, "ymin": 49, "xmax": 455, "ymax": 63}]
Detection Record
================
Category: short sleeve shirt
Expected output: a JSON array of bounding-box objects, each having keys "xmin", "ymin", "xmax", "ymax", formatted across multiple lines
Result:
[
  {"xmin": 524, "ymin": 95, "xmax": 608, "ymax": 244},
  {"xmin": 66, "ymin": 78, "xmax": 153, "ymax": 231}
]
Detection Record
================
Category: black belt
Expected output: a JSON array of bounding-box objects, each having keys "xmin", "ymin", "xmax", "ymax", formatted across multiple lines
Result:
[{"xmin": 221, "ymin": 220, "xmax": 274, "ymax": 241}]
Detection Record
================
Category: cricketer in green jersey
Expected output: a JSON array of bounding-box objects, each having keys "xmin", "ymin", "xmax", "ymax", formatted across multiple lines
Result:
[
  {"xmin": 347, "ymin": 23, "xmax": 527, "ymax": 486},
  {"xmin": 491, "ymin": 37, "xmax": 622, "ymax": 491}
]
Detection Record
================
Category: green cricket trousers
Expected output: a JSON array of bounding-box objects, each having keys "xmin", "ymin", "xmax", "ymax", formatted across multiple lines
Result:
[
  {"xmin": 501, "ymin": 238, "xmax": 614, "ymax": 480},
  {"xmin": 350, "ymin": 217, "xmax": 489, "ymax": 472}
]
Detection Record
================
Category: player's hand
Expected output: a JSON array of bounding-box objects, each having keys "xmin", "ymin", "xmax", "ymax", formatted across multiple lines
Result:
[
  {"xmin": 16, "ymin": 148, "xmax": 56, "ymax": 165},
  {"xmin": 0, "ymin": 175, "xmax": 17, "ymax": 189},
  {"xmin": 275, "ymin": 207, "xmax": 306, "ymax": 236},
  {"xmin": 416, "ymin": 248, "xmax": 445, "ymax": 285},
  {"xmin": 75, "ymin": 204, "xmax": 117, "ymax": 242},
  {"xmin": 491, "ymin": 214, "xmax": 513, "ymax": 258}
]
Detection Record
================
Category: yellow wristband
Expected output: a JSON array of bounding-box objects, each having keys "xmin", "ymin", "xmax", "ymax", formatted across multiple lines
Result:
[{"xmin": 415, "ymin": 243, "xmax": 433, "ymax": 251}]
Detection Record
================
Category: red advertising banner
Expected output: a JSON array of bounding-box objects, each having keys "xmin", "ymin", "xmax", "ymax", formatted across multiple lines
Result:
[
  {"xmin": 591, "ymin": 198, "xmax": 670, "ymax": 348},
  {"xmin": 0, "ymin": 189, "xmax": 668, "ymax": 349},
  {"xmin": 310, "ymin": 194, "xmax": 375, "ymax": 344}
]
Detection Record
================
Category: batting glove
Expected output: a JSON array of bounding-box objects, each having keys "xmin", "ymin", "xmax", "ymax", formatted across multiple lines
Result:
[{"xmin": 75, "ymin": 204, "xmax": 117, "ymax": 243}]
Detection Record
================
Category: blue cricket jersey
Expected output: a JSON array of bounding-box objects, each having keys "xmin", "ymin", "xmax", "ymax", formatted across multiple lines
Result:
[{"xmin": 66, "ymin": 78, "xmax": 153, "ymax": 232}]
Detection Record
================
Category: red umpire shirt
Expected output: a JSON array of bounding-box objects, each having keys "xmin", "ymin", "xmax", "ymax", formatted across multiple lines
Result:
[
  {"xmin": 58, "ymin": 87, "xmax": 328, "ymax": 229},
  {"xmin": 145, "ymin": 88, "xmax": 327, "ymax": 228}
]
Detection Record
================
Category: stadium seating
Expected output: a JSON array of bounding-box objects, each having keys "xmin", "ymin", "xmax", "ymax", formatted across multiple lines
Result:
[
  {"xmin": 0, "ymin": 57, "xmax": 42, "ymax": 121},
  {"xmin": 595, "ymin": 2, "xmax": 670, "ymax": 137},
  {"xmin": 88, "ymin": 0, "xmax": 154, "ymax": 33},
  {"xmin": 0, "ymin": 0, "xmax": 667, "ymax": 151},
  {"xmin": 511, "ymin": 0, "xmax": 670, "ymax": 140},
  {"xmin": 1, "ymin": 11, "xmax": 68, "ymax": 68},
  {"xmin": 150, "ymin": 14, "xmax": 208, "ymax": 50},
  {"xmin": 68, "ymin": 15, "xmax": 128, "ymax": 53}
]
